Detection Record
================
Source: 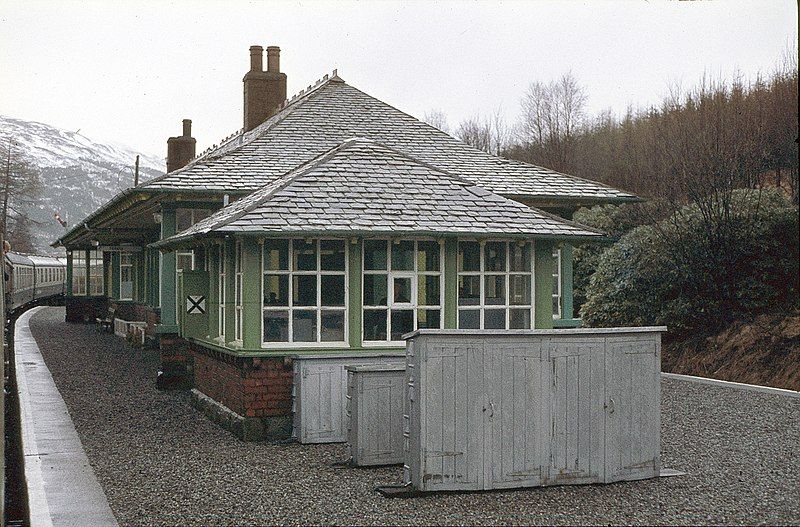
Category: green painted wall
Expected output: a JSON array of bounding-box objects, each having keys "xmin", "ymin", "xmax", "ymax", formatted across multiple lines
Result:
[
  {"xmin": 207, "ymin": 243, "xmax": 219, "ymax": 340},
  {"xmin": 444, "ymin": 238, "xmax": 457, "ymax": 329},
  {"xmin": 534, "ymin": 240, "xmax": 555, "ymax": 329},
  {"xmin": 65, "ymin": 251, "xmax": 73, "ymax": 297},
  {"xmin": 560, "ymin": 244, "xmax": 574, "ymax": 320},
  {"xmin": 241, "ymin": 238, "xmax": 262, "ymax": 349},
  {"xmin": 348, "ymin": 239, "xmax": 362, "ymax": 348},
  {"xmin": 159, "ymin": 208, "xmax": 177, "ymax": 328},
  {"xmin": 224, "ymin": 238, "xmax": 236, "ymax": 343},
  {"xmin": 111, "ymin": 251, "xmax": 120, "ymax": 301}
]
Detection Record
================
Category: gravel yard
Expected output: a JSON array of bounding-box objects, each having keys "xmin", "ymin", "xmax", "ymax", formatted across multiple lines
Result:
[{"xmin": 27, "ymin": 307, "xmax": 800, "ymax": 526}]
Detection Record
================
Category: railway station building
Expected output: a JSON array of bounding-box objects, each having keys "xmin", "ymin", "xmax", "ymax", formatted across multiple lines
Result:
[{"xmin": 54, "ymin": 45, "xmax": 638, "ymax": 439}]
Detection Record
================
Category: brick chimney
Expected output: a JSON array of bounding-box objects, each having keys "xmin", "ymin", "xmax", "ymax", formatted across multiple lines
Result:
[
  {"xmin": 166, "ymin": 119, "xmax": 196, "ymax": 173},
  {"xmin": 243, "ymin": 45, "xmax": 287, "ymax": 132}
]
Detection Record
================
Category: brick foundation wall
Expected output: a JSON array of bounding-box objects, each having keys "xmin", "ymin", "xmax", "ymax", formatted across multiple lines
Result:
[
  {"xmin": 108, "ymin": 301, "xmax": 160, "ymax": 338},
  {"xmin": 191, "ymin": 343, "xmax": 294, "ymax": 439}
]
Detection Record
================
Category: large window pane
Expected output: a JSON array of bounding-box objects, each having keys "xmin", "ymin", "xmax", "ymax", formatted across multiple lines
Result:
[
  {"xmin": 363, "ymin": 274, "xmax": 388, "ymax": 306},
  {"xmin": 417, "ymin": 241, "xmax": 440, "ymax": 271},
  {"xmin": 485, "ymin": 241, "xmax": 506, "ymax": 272},
  {"xmin": 417, "ymin": 309, "xmax": 440, "ymax": 329},
  {"xmin": 458, "ymin": 275, "xmax": 480, "ymax": 306},
  {"xmin": 293, "ymin": 239, "xmax": 317, "ymax": 271},
  {"xmin": 458, "ymin": 241, "xmax": 480, "ymax": 272},
  {"xmin": 292, "ymin": 310, "xmax": 317, "ymax": 342},
  {"xmin": 364, "ymin": 240, "xmax": 387, "ymax": 270},
  {"xmin": 485, "ymin": 308, "xmax": 506, "ymax": 329},
  {"xmin": 510, "ymin": 309, "xmax": 531, "ymax": 329},
  {"xmin": 393, "ymin": 277, "xmax": 412, "ymax": 304},
  {"xmin": 264, "ymin": 275, "xmax": 289, "ymax": 306},
  {"xmin": 292, "ymin": 275, "xmax": 317, "ymax": 306},
  {"xmin": 391, "ymin": 240, "xmax": 414, "ymax": 270},
  {"xmin": 263, "ymin": 310, "xmax": 289, "ymax": 342},
  {"xmin": 509, "ymin": 275, "xmax": 531, "ymax": 305},
  {"xmin": 390, "ymin": 310, "xmax": 414, "ymax": 340},
  {"xmin": 321, "ymin": 310, "xmax": 345, "ymax": 342},
  {"xmin": 484, "ymin": 275, "xmax": 505, "ymax": 305},
  {"xmin": 418, "ymin": 275, "xmax": 440, "ymax": 306},
  {"xmin": 264, "ymin": 239, "xmax": 289, "ymax": 270},
  {"xmin": 459, "ymin": 309, "xmax": 480, "ymax": 329},
  {"xmin": 510, "ymin": 243, "xmax": 532, "ymax": 272},
  {"xmin": 321, "ymin": 240, "xmax": 345, "ymax": 271},
  {"xmin": 363, "ymin": 309, "xmax": 387, "ymax": 341},
  {"xmin": 321, "ymin": 275, "xmax": 345, "ymax": 306}
]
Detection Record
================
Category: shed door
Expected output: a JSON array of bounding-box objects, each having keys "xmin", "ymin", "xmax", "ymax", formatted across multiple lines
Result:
[
  {"xmin": 301, "ymin": 363, "xmax": 348, "ymax": 443},
  {"xmin": 486, "ymin": 340, "xmax": 548, "ymax": 489},
  {"xmin": 357, "ymin": 371, "xmax": 405, "ymax": 465},
  {"xmin": 421, "ymin": 343, "xmax": 484, "ymax": 491},
  {"xmin": 604, "ymin": 337, "xmax": 660, "ymax": 482},
  {"xmin": 547, "ymin": 337, "xmax": 605, "ymax": 485}
]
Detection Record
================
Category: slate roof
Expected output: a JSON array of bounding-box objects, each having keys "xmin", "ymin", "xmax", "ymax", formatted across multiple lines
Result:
[
  {"xmin": 141, "ymin": 74, "xmax": 637, "ymax": 203},
  {"xmin": 154, "ymin": 138, "xmax": 605, "ymax": 249}
]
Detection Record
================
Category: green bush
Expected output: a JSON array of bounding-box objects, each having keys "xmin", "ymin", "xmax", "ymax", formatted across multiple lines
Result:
[{"xmin": 580, "ymin": 189, "xmax": 800, "ymax": 336}]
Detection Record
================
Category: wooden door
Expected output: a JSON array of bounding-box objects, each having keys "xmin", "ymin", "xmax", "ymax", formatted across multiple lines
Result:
[
  {"xmin": 604, "ymin": 336, "xmax": 661, "ymax": 482},
  {"xmin": 486, "ymin": 339, "xmax": 548, "ymax": 489},
  {"xmin": 546, "ymin": 337, "xmax": 606, "ymax": 485}
]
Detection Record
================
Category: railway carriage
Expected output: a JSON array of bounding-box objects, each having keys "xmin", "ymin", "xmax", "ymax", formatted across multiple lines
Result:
[{"xmin": 4, "ymin": 251, "xmax": 67, "ymax": 312}]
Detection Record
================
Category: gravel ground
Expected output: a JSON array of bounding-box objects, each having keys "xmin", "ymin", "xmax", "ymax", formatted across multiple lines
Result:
[{"xmin": 27, "ymin": 307, "xmax": 800, "ymax": 526}]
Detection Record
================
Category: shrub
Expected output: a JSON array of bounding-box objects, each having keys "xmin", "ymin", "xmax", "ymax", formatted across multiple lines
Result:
[{"xmin": 580, "ymin": 189, "xmax": 800, "ymax": 337}]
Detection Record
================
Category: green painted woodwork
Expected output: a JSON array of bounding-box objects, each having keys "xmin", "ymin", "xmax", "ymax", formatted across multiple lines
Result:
[
  {"xmin": 224, "ymin": 238, "xmax": 236, "ymax": 344},
  {"xmin": 444, "ymin": 238, "xmax": 457, "ymax": 329},
  {"xmin": 136, "ymin": 251, "xmax": 146, "ymax": 302},
  {"xmin": 159, "ymin": 208, "xmax": 177, "ymax": 326},
  {"xmin": 103, "ymin": 252, "xmax": 110, "ymax": 297},
  {"xmin": 560, "ymin": 243, "xmax": 574, "ymax": 320},
  {"xmin": 348, "ymin": 239, "xmax": 363, "ymax": 348},
  {"xmin": 553, "ymin": 318, "xmax": 582, "ymax": 328},
  {"xmin": 111, "ymin": 252, "xmax": 120, "ymax": 301},
  {"xmin": 207, "ymin": 244, "xmax": 219, "ymax": 340},
  {"xmin": 148, "ymin": 248, "xmax": 159, "ymax": 307},
  {"xmin": 241, "ymin": 238, "xmax": 262, "ymax": 349},
  {"xmin": 65, "ymin": 252, "xmax": 73, "ymax": 297},
  {"xmin": 180, "ymin": 270, "xmax": 210, "ymax": 339},
  {"xmin": 534, "ymin": 240, "xmax": 555, "ymax": 329}
]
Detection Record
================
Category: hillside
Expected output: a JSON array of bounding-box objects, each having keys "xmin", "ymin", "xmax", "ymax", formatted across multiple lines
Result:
[{"xmin": 0, "ymin": 115, "xmax": 163, "ymax": 254}]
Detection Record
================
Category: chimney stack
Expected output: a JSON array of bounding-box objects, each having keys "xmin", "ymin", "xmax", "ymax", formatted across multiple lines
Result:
[
  {"xmin": 243, "ymin": 44, "xmax": 287, "ymax": 132},
  {"xmin": 166, "ymin": 119, "xmax": 196, "ymax": 173}
]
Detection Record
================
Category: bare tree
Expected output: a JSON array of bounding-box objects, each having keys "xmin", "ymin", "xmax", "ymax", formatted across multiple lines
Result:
[
  {"xmin": 423, "ymin": 109, "xmax": 450, "ymax": 134},
  {"xmin": 456, "ymin": 115, "xmax": 493, "ymax": 153},
  {"xmin": 1, "ymin": 140, "xmax": 43, "ymax": 249}
]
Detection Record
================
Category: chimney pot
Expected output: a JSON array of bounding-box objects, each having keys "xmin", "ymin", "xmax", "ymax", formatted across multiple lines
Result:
[
  {"xmin": 167, "ymin": 118, "xmax": 197, "ymax": 173},
  {"xmin": 266, "ymin": 46, "xmax": 280, "ymax": 73},
  {"xmin": 182, "ymin": 119, "xmax": 192, "ymax": 137},
  {"xmin": 249, "ymin": 45, "xmax": 263, "ymax": 72}
]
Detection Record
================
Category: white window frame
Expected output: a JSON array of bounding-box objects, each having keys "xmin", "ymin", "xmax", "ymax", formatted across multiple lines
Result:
[
  {"xmin": 71, "ymin": 253, "xmax": 87, "ymax": 296},
  {"xmin": 234, "ymin": 241, "xmax": 243, "ymax": 343},
  {"xmin": 552, "ymin": 247, "xmax": 562, "ymax": 319},
  {"xmin": 119, "ymin": 252, "xmax": 134, "ymax": 301},
  {"xmin": 457, "ymin": 240, "xmax": 535, "ymax": 330},
  {"xmin": 217, "ymin": 243, "xmax": 227, "ymax": 342},
  {"xmin": 362, "ymin": 238, "xmax": 444, "ymax": 347},
  {"xmin": 89, "ymin": 250, "xmax": 104, "ymax": 296},
  {"xmin": 261, "ymin": 238, "xmax": 349, "ymax": 348}
]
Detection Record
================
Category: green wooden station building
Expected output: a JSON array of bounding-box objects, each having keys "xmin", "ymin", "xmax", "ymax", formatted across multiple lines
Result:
[{"xmin": 54, "ymin": 45, "xmax": 638, "ymax": 439}]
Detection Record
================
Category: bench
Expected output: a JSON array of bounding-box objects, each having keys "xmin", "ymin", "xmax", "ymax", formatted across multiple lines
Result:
[{"xmin": 96, "ymin": 307, "xmax": 115, "ymax": 333}]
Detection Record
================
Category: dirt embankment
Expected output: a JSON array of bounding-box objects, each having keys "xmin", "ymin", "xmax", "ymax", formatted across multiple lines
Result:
[{"xmin": 663, "ymin": 311, "xmax": 800, "ymax": 391}]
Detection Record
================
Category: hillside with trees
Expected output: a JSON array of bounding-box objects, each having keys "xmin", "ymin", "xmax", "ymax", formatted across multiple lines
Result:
[{"xmin": 428, "ymin": 49, "xmax": 799, "ymax": 389}]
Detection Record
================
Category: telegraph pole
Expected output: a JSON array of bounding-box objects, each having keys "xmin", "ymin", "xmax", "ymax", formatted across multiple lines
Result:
[{"xmin": 134, "ymin": 155, "xmax": 140, "ymax": 187}]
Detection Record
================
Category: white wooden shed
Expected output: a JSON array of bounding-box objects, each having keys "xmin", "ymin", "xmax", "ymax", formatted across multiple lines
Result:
[
  {"xmin": 403, "ymin": 327, "xmax": 665, "ymax": 492},
  {"xmin": 346, "ymin": 364, "xmax": 407, "ymax": 466},
  {"xmin": 292, "ymin": 354, "xmax": 405, "ymax": 443}
]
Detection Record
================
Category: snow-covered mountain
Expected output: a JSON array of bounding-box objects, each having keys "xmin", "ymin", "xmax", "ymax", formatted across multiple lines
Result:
[{"xmin": 0, "ymin": 115, "xmax": 164, "ymax": 253}]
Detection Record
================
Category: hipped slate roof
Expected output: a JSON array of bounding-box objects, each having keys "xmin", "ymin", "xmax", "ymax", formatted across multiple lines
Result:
[
  {"xmin": 141, "ymin": 75, "xmax": 637, "ymax": 202},
  {"xmin": 154, "ymin": 138, "xmax": 605, "ymax": 249}
]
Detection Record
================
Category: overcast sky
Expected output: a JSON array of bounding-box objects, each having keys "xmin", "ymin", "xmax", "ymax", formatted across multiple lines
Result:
[{"xmin": 1, "ymin": 0, "xmax": 796, "ymax": 162}]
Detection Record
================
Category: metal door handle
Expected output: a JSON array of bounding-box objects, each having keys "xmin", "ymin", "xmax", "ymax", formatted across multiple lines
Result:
[
  {"xmin": 608, "ymin": 398, "xmax": 615, "ymax": 414},
  {"xmin": 488, "ymin": 402, "xmax": 494, "ymax": 418}
]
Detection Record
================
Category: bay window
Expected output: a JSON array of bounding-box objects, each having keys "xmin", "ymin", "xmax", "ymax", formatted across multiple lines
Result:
[
  {"xmin": 89, "ymin": 250, "xmax": 104, "ymax": 296},
  {"xmin": 262, "ymin": 239, "xmax": 347, "ymax": 345},
  {"xmin": 457, "ymin": 240, "xmax": 534, "ymax": 329},
  {"xmin": 71, "ymin": 252, "xmax": 87, "ymax": 295},
  {"xmin": 552, "ymin": 247, "xmax": 562, "ymax": 319},
  {"xmin": 362, "ymin": 239, "xmax": 443, "ymax": 344}
]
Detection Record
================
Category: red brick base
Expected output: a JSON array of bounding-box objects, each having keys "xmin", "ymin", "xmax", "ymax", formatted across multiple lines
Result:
[{"xmin": 191, "ymin": 343, "xmax": 294, "ymax": 439}]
